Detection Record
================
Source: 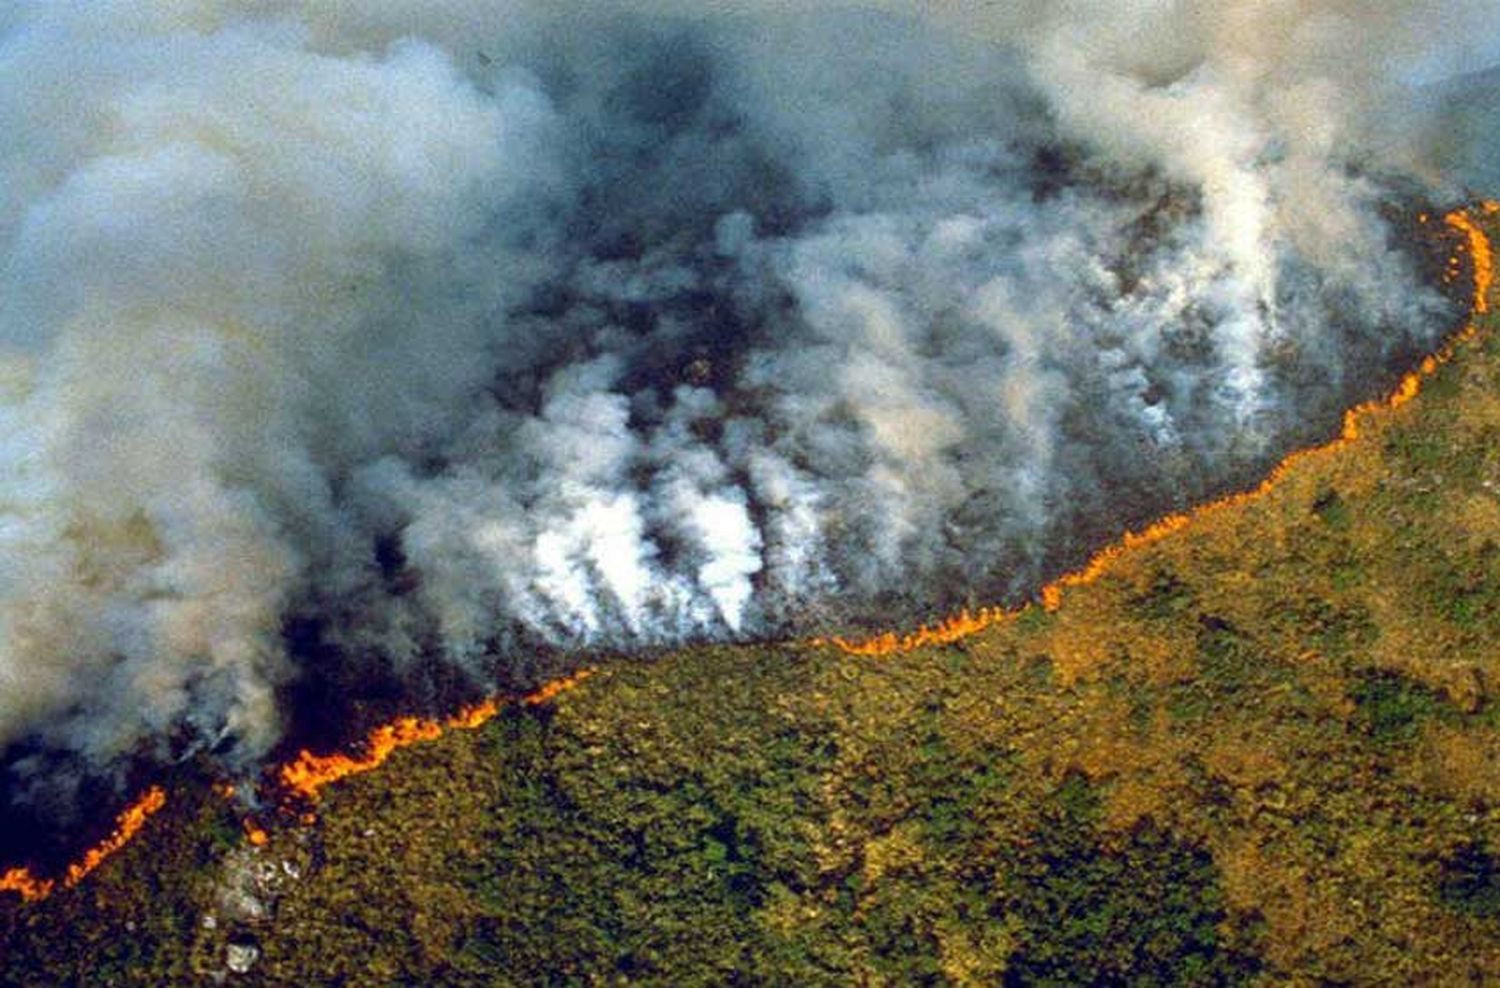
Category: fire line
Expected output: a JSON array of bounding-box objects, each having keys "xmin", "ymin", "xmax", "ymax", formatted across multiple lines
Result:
[
  {"xmin": 1, "ymin": 204, "xmax": 1493, "ymax": 905},
  {"xmin": 0, "ymin": 786, "xmax": 167, "ymax": 904},
  {"xmin": 0, "ymin": 670, "xmax": 593, "ymax": 904},
  {"xmin": 822, "ymin": 204, "xmax": 1497, "ymax": 656},
  {"xmin": 276, "ymin": 669, "xmax": 595, "ymax": 802}
]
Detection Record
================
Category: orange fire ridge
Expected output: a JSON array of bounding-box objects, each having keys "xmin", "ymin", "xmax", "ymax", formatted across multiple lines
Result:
[
  {"xmin": 277, "ymin": 669, "xmax": 595, "ymax": 802},
  {"xmin": 0, "ymin": 786, "xmax": 168, "ymax": 904},
  {"xmin": 824, "ymin": 205, "xmax": 1497, "ymax": 658}
]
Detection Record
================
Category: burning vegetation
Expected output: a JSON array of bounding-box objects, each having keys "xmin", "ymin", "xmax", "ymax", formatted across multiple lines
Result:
[
  {"xmin": 276, "ymin": 670, "xmax": 594, "ymax": 802},
  {"xmin": 827, "ymin": 204, "xmax": 1498, "ymax": 657},
  {"xmin": 0, "ymin": 671, "xmax": 596, "ymax": 904},
  {"xmin": 0, "ymin": 209, "xmax": 1496, "ymax": 986},
  {"xmin": 0, "ymin": 3, "xmax": 1490, "ymax": 824},
  {"xmin": 2, "ymin": 4, "xmax": 1500, "ymax": 981},
  {"xmin": 0, "ymin": 786, "xmax": 165, "ymax": 904},
  {"xmin": 1, "ymin": 200, "xmax": 1488, "ymax": 903}
]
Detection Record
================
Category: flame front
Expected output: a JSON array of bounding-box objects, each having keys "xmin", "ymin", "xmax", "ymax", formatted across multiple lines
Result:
[
  {"xmin": 826, "ymin": 205, "xmax": 1497, "ymax": 657},
  {"xmin": 1, "ymin": 669, "xmax": 596, "ymax": 903},
  {"xmin": 278, "ymin": 669, "xmax": 595, "ymax": 802},
  {"xmin": 0, "ymin": 786, "xmax": 167, "ymax": 903}
]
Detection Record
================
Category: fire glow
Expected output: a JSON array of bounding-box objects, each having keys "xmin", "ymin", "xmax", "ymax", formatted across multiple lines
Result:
[{"xmin": 0, "ymin": 205, "xmax": 1493, "ymax": 905}]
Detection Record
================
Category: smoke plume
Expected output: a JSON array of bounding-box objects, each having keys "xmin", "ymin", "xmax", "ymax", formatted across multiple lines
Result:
[{"xmin": 0, "ymin": 2, "xmax": 1494, "ymax": 806}]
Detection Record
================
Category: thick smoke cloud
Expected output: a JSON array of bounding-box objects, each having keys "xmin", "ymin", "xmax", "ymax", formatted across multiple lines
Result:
[{"xmin": 0, "ymin": 2, "xmax": 1492, "ymax": 796}]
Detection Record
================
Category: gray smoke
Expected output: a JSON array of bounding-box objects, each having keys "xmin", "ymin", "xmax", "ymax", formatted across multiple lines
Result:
[{"xmin": 0, "ymin": 2, "xmax": 1493, "ymax": 788}]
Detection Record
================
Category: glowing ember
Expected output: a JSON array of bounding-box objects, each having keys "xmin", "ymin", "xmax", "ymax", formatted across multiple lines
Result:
[
  {"xmin": 0, "ymin": 786, "xmax": 168, "ymax": 903},
  {"xmin": 278, "ymin": 669, "xmax": 595, "ymax": 802},
  {"xmin": 826, "ymin": 205, "xmax": 1497, "ymax": 657},
  {"xmin": 244, "ymin": 820, "xmax": 269, "ymax": 847}
]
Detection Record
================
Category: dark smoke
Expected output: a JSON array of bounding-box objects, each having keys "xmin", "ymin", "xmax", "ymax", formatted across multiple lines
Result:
[{"xmin": 0, "ymin": 2, "xmax": 1493, "ymax": 818}]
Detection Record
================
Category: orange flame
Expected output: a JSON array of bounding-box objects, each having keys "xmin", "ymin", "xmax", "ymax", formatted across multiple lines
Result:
[
  {"xmin": 0, "ymin": 866, "xmax": 52, "ymax": 904},
  {"xmin": 1, "ymin": 786, "xmax": 168, "ymax": 903},
  {"xmin": 825, "ymin": 205, "xmax": 1497, "ymax": 657},
  {"xmin": 278, "ymin": 669, "xmax": 594, "ymax": 802}
]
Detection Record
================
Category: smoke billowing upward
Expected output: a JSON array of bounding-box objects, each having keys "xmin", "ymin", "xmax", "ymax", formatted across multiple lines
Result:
[{"xmin": 0, "ymin": 2, "xmax": 1494, "ymax": 811}]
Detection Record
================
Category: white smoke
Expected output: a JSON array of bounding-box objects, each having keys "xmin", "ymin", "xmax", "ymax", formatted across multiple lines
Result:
[{"xmin": 0, "ymin": 2, "xmax": 1492, "ymax": 789}]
